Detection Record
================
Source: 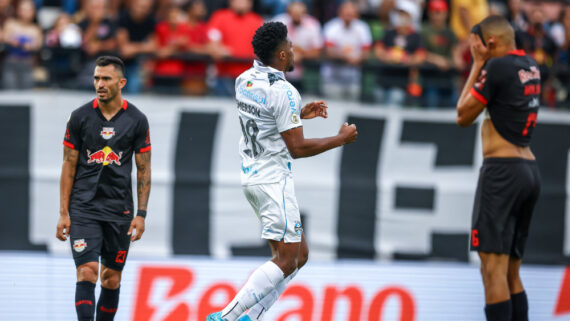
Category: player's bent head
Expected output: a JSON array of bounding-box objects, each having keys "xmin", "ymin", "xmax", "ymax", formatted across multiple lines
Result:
[
  {"xmin": 478, "ymin": 15, "xmax": 515, "ymax": 48},
  {"xmin": 95, "ymin": 56, "xmax": 126, "ymax": 79},
  {"xmin": 252, "ymin": 22, "xmax": 288, "ymax": 66}
]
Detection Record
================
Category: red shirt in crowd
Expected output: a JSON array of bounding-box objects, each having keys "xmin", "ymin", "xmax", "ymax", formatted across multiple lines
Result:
[
  {"xmin": 154, "ymin": 20, "xmax": 191, "ymax": 76},
  {"xmin": 208, "ymin": 9, "xmax": 263, "ymax": 78}
]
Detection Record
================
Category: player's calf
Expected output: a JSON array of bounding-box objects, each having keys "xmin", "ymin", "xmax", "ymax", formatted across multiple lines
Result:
[{"xmin": 75, "ymin": 281, "xmax": 96, "ymax": 321}]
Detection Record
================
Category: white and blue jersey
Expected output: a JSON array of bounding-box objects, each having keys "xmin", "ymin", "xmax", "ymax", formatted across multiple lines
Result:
[{"xmin": 235, "ymin": 60, "xmax": 303, "ymax": 186}]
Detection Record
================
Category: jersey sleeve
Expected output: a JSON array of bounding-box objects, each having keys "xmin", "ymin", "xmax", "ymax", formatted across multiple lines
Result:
[
  {"xmin": 274, "ymin": 86, "xmax": 303, "ymax": 133},
  {"xmin": 470, "ymin": 59, "xmax": 500, "ymax": 105},
  {"xmin": 134, "ymin": 115, "xmax": 151, "ymax": 154},
  {"xmin": 63, "ymin": 112, "xmax": 81, "ymax": 150}
]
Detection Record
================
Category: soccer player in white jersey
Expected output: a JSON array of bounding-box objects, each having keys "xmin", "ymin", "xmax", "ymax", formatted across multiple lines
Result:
[{"xmin": 207, "ymin": 22, "xmax": 358, "ymax": 321}]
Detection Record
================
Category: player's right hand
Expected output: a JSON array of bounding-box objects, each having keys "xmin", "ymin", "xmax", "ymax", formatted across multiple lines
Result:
[
  {"xmin": 339, "ymin": 122, "xmax": 358, "ymax": 144},
  {"xmin": 56, "ymin": 214, "xmax": 71, "ymax": 241}
]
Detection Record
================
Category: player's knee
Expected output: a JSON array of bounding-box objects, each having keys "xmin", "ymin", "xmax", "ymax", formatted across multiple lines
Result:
[
  {"xmin": 100, "ymin": 269, "xmax": 122, "ymax": 290},
  {"xmin": 480, "ymin": 263, "xmax": 505, "ymax": 285},
  {"xmin": 77, "ymin": 264, "xmax": 98, "ymax": 283},
  {"xmin": 279, "ymin": 257, "xmax": 298, "ymax": 277}
]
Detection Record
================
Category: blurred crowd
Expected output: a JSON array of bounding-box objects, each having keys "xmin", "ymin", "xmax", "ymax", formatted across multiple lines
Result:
[{"xmin": 0, "ymin": 0, "xmax": 569, "ymax": 108}]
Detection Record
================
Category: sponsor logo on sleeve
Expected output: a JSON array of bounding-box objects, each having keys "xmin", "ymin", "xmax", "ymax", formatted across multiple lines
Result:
[{"xmin": 291, "ymin": 113, "xmax": 300, "ymax": 124}]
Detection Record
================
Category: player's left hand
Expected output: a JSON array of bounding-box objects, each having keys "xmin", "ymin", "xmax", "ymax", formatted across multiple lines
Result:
[
  {"xmin": 301, "ymin": 100, "xmax": 328, "ymax": 119},
  {"xmin": 128, "ymin": 216, "xmax": 145, "ymax": 242}
]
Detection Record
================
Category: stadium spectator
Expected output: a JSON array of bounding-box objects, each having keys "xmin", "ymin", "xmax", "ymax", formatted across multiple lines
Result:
[
  {"xmin": 450, "ymin": 0, "xmax": 489, "ymax": 41},
  {"xmin": 273, "ymin": 1, "xmax": 323, "ymax": 91},
  {"xmin": 2, "ymin": 0, "xmax": 43, "ymax": 89},
  {"xmin": 321, "ymin": 1, "xmax": 372, "ymax": 100},
  {"xmin": 507, "ymin": 0, "xmax": 528, "ymax": 33},
  {"xmin": 420, "ymin": 0, "xmax": 463, "ymax": 107},
  {"xmin": 153, "ymin": 4, "xmax": 190, "ymax": 91},
  {"xmin": 0, "ymin": 0, "xmax": 15, "ymax": 28},
  {"xmin": 549, "ymin": 5, "xmax": 570, "ymax": 50},
  {"xmin": 207, "ymin": 0, "xmax": 264, "ymax": 96},
  {"xmin": 79, "ymin": 0, "xmax": 117, "ymax": 58},
  {"xmin": 116, "ymin": 0, "xmax": 157, "ymax": 93},
  {"xmin": 373, "ymin": 0, "xmax": 425, "ymax": 105},
  {"xmin": 182, "ymin": 0, "xmax": 211, "ymax": 95},
  {"xmin": 518, "ymin": 7, "xmax": 557, "ymax": 106},
  {"xmin": 46, "ymin": 13, "xmax": 82, "ymax": 48},
  {"xmin": 44, "ymin": 12, "xmax": 82, "ymax": 86},
  {"xmin": 75, "ymin": 0, "xmax": 118, "ymax": 88},
  {"xmin": 379, "ymin": 0, "xmax": 424, "ymax": 30}
]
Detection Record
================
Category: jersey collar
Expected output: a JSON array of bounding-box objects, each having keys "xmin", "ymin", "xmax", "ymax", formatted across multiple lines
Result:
[
  {"xmin": 92, "ymin": 98, "xmax": 128, "ymax": 110},
  {"xmin": 253, "ymin": 60, "xmax": 286, "ymax": 80},
  {"xmin": 507, "ymin": 49, "xmax": 526, "ymax": 56}
]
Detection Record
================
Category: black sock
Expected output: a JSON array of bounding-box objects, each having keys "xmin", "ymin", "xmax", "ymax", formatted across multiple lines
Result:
[
  {"xmin": 511, "ymin": 291, "xmax": 528, "ymax": 321},
  {"xmin": 75, "ymin": 281, "xmax": 96, "ymax": 321},
  {"xmin": 96, "ymin": 287, "xmax": 120, "ymax": 321},
  {"xmin": 485, "ymin": 299, "xmax": 512, "ymax": 321}
]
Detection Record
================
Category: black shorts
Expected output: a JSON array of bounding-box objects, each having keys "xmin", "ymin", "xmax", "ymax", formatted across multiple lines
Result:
[
  {"xmin": 470, "ymin": 158, "xmax": 541, "ymax": 258},
  {"xmin": 69, "ymin": 215, "xmax": 132, "ymax": 271}
]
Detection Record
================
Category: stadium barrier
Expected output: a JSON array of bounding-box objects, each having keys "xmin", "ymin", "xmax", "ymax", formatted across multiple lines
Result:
[
  {"xmin": 0, "ymin": 253, "xmax": 568, "ymax": 320},
  {"xmin": 0, "ymin": 91, "xmax": 569, "ymax": 266}
]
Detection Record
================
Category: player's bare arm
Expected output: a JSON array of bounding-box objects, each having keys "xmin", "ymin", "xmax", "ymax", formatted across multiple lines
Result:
[
  {"xmin": 300, "ymin": 100, "xmax": 328, "ymax": 119},
  {"xmin": 280, "ymin": 122, "xmax": 357, "ymax": 159},
  {"xmin": 57, "ymin": 146, "xmax": 79, "ymax": 241},
  {"xmin": 457, "ymin": 34, "xmax": 488, "ymax": 127},
  {"xmin": 129, "ymin": 150, "xmax": 151, "ymax": 241}
]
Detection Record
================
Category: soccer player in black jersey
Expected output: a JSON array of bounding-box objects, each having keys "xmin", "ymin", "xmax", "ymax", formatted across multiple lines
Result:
[
  {"xmin": 456, "ymin": 16, "xmax": 541, "ymax": 321},
  {"xmin": 56, "ymin": 56, "xmax": 151, "ymax": 321}
]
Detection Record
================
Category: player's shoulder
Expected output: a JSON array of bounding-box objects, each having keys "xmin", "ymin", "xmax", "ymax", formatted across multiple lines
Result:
[
  {"xmin": 485, "ymin": 56, "xmax": 514, "ymax": 74},
  {"xmin": 125, "ymin": 101, "xmax": 148, "ymax": 121},
  {"xmin": 70, "ymin": 99, "xmax": 96, "ymax": 119}
]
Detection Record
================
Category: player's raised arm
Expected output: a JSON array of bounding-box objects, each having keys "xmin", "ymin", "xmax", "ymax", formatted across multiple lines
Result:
[
  {"xmin": 456, "ymin": 33, "xmax": 488, "ymax": 127},
  {"xmin": 280, "ymin": 122, "xmax": 357, "ymax": 159},
  {"xmin": 57, "ymin": 145, "xmax": 79, "ymax": 241}
]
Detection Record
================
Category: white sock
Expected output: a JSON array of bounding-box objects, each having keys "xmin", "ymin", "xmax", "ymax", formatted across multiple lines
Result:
[
  {"xmin": 246, "ymin": 268, "xmax": 298, "ymax": 321},
  {"xmin": 221, "ymin": 261, "xmax": 284, "ymax": 321}
]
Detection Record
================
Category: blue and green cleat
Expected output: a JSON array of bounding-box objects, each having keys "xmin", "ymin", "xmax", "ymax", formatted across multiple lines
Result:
[{"xmin": 237, "ymin": 315, "xmax": 253, "ymax": 321}]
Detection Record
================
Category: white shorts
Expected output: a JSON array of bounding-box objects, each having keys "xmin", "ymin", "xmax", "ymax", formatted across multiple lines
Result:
[{"xmin": 243, "ymin": 176, "xmax": 303, "ymax": 243}]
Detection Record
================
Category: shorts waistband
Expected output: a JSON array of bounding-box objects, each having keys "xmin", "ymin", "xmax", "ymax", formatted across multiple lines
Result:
[{"xmin": 483, "ymin": 157, "xmax": 536, "ymax": 165}]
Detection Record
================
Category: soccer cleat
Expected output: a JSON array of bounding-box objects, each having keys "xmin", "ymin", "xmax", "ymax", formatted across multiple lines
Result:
[
  {"xmin": 207, "ymin": 312, "xmax": 225, "ymax": 321},
  {"xmin": 238, "ymin": 315, "xmax": 253, "ymax": 321}
]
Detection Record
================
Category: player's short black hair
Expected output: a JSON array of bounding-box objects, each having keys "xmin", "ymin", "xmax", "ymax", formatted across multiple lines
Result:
[
  {"xmin": 251, "ymin": 22, "xmax": 288, "ymax": 66},
  {"xmin": 477, "ymin": 15, "xmax": 515, "ymax": 45},
  {"xmin": 95, "ymin": 56, "xmax": 126, "ymax": 77}
]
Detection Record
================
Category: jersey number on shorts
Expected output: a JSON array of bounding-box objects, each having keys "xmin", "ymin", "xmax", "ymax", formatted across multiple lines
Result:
[
  {"xmin": 239, "ymin": 117, "xmax": 264, "ymax": 157},
  {"xmin": 522, "ymin": 112, "xmax": 537, "ymax": 136}
]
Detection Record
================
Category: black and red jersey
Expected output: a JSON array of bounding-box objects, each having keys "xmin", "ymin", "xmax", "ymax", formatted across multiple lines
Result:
[
  {"xmin": 470, "ymin": 50, "xmax": 540, "ymax": 147},
  {"xmin": 63, "ymin": 99, "xmax": 151, "ymax": 222}
]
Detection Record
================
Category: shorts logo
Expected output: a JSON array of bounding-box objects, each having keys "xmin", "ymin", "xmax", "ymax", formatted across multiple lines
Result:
[
  {"xmin": 291, "ymin": 113, "xmax": 300, "ymax": 124},
  {"xmin": 246, "ymin": 81, "xmax": 253, "ymax": 88},
  {"xmin": 100, "ymin": 127, "xmax": 115, "ymax": 140},
  {"xmin": 73, "ymin": 239, "xmax": 87, "ymax": 252},
  {"xmin": 294, "ymin": 221, "xmax": 303, "ymax": 235}
]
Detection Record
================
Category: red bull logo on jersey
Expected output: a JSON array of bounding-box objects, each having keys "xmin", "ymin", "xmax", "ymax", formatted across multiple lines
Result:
[
  {"xmin": 518, "ymin": 66, "xmax": 540, "ymax": 84},
  {"xmin": 87, "ymin": 146, "xmax": 123, "ymax": 166},
  {"xmin": 100, "ymin": 127, "xmax": 115, "ymax": 140}
]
